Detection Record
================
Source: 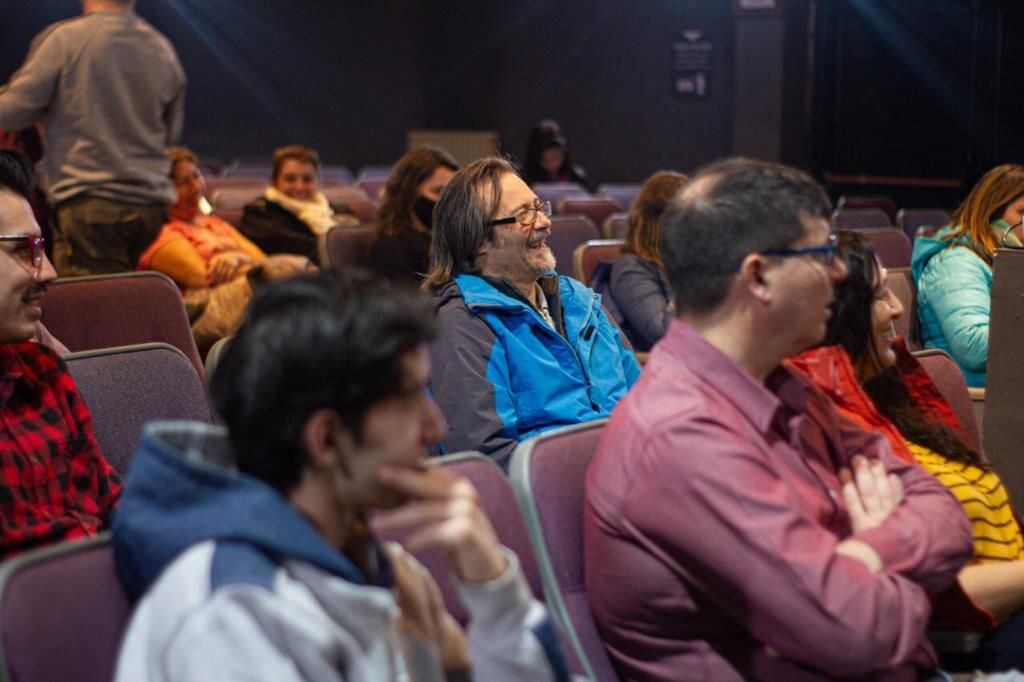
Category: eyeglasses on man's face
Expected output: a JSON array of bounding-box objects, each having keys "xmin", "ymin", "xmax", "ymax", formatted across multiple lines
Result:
[
  {"xmin": 491, "ymin": 200, "xmax": 552, "ymax": 228},
  {"xmin": 0, "ymin": 234, "xmax": 46, "ymax": 272},
  {"xmin": 760, "ymin": 233, "xmax": 839, "ymax": 267}
]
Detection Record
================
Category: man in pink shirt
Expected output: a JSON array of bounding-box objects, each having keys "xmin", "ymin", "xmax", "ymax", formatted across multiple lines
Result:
[{"xmin": 585, "ymin": 157, "xmax": 973, "ymax": 680}]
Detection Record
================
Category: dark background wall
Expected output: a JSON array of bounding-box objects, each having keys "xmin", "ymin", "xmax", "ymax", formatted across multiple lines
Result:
[
  {"xmin": 1, "ymin": 0, "xmax": 738, "ymax": 183},
  {"xmin": 1, "ymin": 0, "xmax": 1021, "ymax": 201}
]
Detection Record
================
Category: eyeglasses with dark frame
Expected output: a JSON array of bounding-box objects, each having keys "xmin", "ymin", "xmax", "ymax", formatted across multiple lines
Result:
[
  {"xmin": 0, "ymin": 234, "xmax": 46, "ymax": 272},
  {"xmin": 760, "ymin": 233, "xmax": 839, "ymax": 267},
  {"xmin": 491, "ymin": 200, "xmax": 552, "ymax": 228}
]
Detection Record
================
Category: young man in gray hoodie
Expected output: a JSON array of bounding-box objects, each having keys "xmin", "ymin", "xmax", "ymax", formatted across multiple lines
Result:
[{"xmin": 113, "ymin": 270, "xmax": 569, "ymax": 681}]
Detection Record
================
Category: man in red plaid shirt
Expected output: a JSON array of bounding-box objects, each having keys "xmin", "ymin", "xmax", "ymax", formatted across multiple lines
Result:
[{"xmin": 0, "ymin": 150, "xmax": 120, "ymax": 558}]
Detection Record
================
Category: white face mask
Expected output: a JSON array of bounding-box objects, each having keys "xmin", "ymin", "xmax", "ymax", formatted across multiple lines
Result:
[{"xmin": 993, "ymin": 218, "xmax": 1024, "ymax": 249}]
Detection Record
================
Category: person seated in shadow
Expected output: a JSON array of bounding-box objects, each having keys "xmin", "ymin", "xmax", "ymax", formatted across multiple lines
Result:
[
  {"xmin": 239, "ymin": 145, "xmax": 358, "ymax": 264},
  {"xmin": 791, "ymin": 230, "xmax": 1024, "ymax": 672},
  {"xmin": 522, "ymin": 119, "xmax": 590, "ymax": 191},
  {"xmin": 911, "ymin": 163, "xmax": 1024, "ymax": 387},
  {"xmin": 139, "ymin": 147, "xmax": 315, "ymax": 352},
  {"xmin": 367, "ymin": 146, "xmax": 458, "ymax": 287},
  {"xmin": 607, "ymin": 170, "xmax": 687, "ymax": 351}
]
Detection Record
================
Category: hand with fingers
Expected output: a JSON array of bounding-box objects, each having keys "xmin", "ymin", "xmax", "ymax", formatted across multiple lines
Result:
[
  {"xmin": 207, "ymin": 252, "xmax": 252, "ymax": 285},
  {"xmin": 373, "ymin": 464, "xmax": 509, "ymax": 585},
  {"xmin": 386, "ymin": 543, "xmax": 470, "ymax": 672},
  {"xmin": 839, "ymin": 454, "xmax": 905, "ymax": 532}
]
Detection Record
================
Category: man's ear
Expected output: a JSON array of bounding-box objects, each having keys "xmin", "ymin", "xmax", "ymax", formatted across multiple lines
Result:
[
  {"xmin": 300, "ymin": 408, "xmax": 354, "ymax": 477},
  {"xmin": 738, "ymin": 254, "xmax": 773, "ymax": 304}
]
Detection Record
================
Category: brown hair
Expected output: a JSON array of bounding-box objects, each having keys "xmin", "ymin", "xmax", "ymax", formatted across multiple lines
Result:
[
  {"xmin": 271, "ymin": 145, "xmax": 321, "ymax": 182},
  {"xmin": 623, "ymin": 171, "xmax": 687, "ymax": 264},
  {"xmin": 376, "ymin": 146, "xmax": 458, "ymax": 238},
  {"xmin": 167, "ymin": 146, "xmax": 199, "ymax": 178},
  {"xmin": 423, "ymin": 156, "xmax": 513, "ymax": 292},
  {"xmin": 945, "ymin": 164, "xmax": 1024, "ymax": 261}
]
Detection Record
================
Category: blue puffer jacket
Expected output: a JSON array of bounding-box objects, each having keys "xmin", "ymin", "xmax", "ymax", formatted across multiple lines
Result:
[
  {"xmin": 910, "ymin": 227, "xmax": 992, "ymax": 387},
  {"xmin": 430, "ymin": 273, "xmax": 641, "ymax": 467}
]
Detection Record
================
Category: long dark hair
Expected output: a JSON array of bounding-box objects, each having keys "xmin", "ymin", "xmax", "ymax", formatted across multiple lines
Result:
[
  {"xmin": 825, "ymin": 231, "xmax": 984, "ymax": 467},
  {"xmin": 375, "ymin": 146, "xmax": 458, "ymax": 239}
]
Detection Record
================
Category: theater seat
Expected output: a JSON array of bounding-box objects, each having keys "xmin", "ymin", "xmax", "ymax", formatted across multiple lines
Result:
[
  {"xmin": 603, "ymin": 212, "xmax": 630, "ymax": 240},
  {"xmin": 373, "ymin": 452, "xmax": 586, "ymax": 675},
  {"xmin": 896, "ymin": 208, "xmax": 950, "ymax": 242},
  {"xmin": 597, "ymin": 183, "xmax": 642, "ymax": 212},
  {"xmin": 833, "ymin": 207, "xmax": 894, "ymax": 230},
  {"xmin": 322, "ymin": 225, "xmax": 375, "ymax": 269},
  {"xmin": 913, "ymin": 349, "xmax": 983, "ymax": 454},
  {"xmin": 41, "ymin": 272, "xmax": 203, "ymax": 377},
  {"xmin": 66, "ymin": 343, "xmax": 212, "ymax": 475},
  {"xmin": 573, "ymin": 240, "xmax": 625, "ymax": 284},
  {"xmin": 533, "ymin": 182, "xmax": 590, "ymax": 209},
  {"xmin": 548, "ymin": 215, "xmax": 600, "ymax": 279},
  {"xmin": 510, "ymin": 420, "xmax": 620, "ymax": 682},
  {"xmin": 836, "ymin": 194, "xmax": 898, "ymax": 223},
  {"xmin": 0, "ymin": 534, "xmax": 129, "ymax": 682},
  {"xmin": 558, "ymin": 198, "xmax": 622, "ymax": 232},
  {"xmin": 860, "ymin": 227, "xmax": 912, "ymax": 268}
]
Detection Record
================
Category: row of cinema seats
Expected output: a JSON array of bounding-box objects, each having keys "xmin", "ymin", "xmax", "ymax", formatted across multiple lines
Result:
[
  {"xmin": 0, "ymin": 344, "xmax": 986, "ymax": 681},
  {"xmin": 571, "ymin": 233, "xmax": 921, "ymax": 348}
]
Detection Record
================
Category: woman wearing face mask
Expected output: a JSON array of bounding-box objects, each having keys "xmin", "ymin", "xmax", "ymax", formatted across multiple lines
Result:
[
  {"xmin": 239, "ymin": 145, "xmax": 359, "ymax": 265},
  {"xmin": 792, "ymin": 231, "xmax": 1024, "ymax": 671},
  {"xmin": 911, "ymin": 164, "xmax": 1024, "ymax": 387},
  {"xmin": 140, "ymin": 147, "xmax": 315, "ymax": 352},
  {"xmin": 366, "ymin": 146, "xmax": 458, "ymax": 286}
]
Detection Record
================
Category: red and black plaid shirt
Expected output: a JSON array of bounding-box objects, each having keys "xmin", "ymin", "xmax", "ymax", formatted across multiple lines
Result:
[{"xmin": 0, "ymin": 342, "xmax": 121, "ymax": 558}]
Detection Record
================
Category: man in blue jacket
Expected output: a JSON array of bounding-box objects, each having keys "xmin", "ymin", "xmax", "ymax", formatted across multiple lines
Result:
[{"xmin": 424, "ymin": 157, "xmax": 641, "ymax": 467}]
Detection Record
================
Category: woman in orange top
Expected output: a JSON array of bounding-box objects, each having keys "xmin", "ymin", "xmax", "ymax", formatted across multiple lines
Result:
[{"xmin": 139, "ymin": 148, "xmax": 313, "ymax": 351}]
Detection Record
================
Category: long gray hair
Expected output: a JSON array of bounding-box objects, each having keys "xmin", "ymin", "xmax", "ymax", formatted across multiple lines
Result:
[{"xmin": 423, "ymin": 156, "xmax": 515, "ymax": 292}]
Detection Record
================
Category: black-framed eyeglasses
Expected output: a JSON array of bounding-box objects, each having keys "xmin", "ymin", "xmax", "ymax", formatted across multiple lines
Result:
[
  {"xmin": 491, "ymin": 200, "xmax": 552, "ymax": 228},
  {"xmin": 0, "ymin": 234, "xmax": 46, "ymax": 271},
  {"xmin": 761, "ymin": 233, "xmax": 839, "ymax": 267}
]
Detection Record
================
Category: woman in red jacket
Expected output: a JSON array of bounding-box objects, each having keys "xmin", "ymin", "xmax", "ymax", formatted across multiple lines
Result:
[{"xmin": 790, "ymin": 230, "xmax": 1024, "ymax": 671}]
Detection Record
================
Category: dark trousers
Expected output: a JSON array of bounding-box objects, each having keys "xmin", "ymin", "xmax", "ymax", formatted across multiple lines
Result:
[{"xmin": 54, "ymin": 196, "xmax": 165, "ymax": 276}]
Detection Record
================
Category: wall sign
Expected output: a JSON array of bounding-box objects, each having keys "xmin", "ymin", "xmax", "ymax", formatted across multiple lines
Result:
[{"xmin": 672, "ymin": 29, "xmax": 713, "ymax": 98}]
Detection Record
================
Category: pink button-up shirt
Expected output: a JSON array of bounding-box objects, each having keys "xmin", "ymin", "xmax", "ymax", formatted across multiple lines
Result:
[{"xmin": 585, "ymin": 320, "xmax": 972, "ymax": 680}]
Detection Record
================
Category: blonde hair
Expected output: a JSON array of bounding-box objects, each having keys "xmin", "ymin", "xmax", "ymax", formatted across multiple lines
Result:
[
  {"xmin": 622, "ymin": 171, "xmax": 688, "ymax": 264},
  {"xmin": 946, "ymin": 164, "xmax": 1024, "ymax": 260}
]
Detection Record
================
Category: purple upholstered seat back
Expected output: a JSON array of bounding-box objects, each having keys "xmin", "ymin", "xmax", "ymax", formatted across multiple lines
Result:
[
  {"xmin": 861, "ymin": 227, "xmax": 913, "ymax": 268},
  {"xmin": 548, "ymin": 215, "xmax": 600, "ymax": 279},
  {"xmin": 0, "ymin": 535, "xmax": 129, "ymax": 682},
  {"xmin": 41, "ymin": 272, "xmax": 203, "ymax": 377},
  {"xmin": 914, "ymin": 349, "xmax": 983, "ymax": 455},
  {"xmin": 511, "ymin": 420, "xmax": 619, "ymax": 681},
  {"xmin": 833, "ymin": 206, "xmax": 893, "ymax": 230},
  {"xmin": 323, "ymin": 225, "xmax": 375, "ymax": 270},
  {"xmin": 66, "ymin": 343, "xmax": 212, "ymax": 475},
  {"xmin": 559, "ymin": 198, "xmax": 623, "ymax": 233}
]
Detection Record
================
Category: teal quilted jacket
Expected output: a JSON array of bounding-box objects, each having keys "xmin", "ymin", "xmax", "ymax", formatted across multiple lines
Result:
[{"xmin": 910, "ymin": 227, "xmax": 992, "ymax": 387}]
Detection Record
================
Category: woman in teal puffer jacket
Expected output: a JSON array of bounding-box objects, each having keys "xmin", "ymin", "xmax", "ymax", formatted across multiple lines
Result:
[{"xmin": 911, "ymin": 164, "xmax": 1024, "ymax": 387}]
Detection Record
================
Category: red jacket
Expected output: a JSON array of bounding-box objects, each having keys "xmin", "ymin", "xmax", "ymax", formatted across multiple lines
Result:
[{"xmin": 789, "ymin": 341, "xmax": 994, "ymax": 631}]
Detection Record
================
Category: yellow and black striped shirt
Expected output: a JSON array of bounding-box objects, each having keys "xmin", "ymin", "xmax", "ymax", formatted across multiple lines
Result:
[{"xmin": 907, "ymin": 441, "xmax": 1024, "ymax": 563}]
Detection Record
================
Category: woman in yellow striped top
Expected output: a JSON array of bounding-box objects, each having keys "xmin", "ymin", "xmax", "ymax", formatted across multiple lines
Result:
[
  {"xmin": 907, "ymin": 443, "xmax": 1024, "ymax": 563},
  {"xmin": 807, "ymin": 231, "xmax": 1024, "ymax": 670}
]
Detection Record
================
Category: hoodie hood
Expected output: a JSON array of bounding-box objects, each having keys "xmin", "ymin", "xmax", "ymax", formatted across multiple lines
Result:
[
  {"xmin": 910, "ymin": 226, "xmax": 975, "ymax": 282},
  {"xmin": 112, "ymin": 421, "xmax": 379, "ymax": 599}
]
